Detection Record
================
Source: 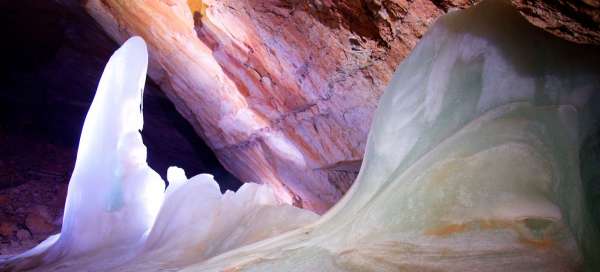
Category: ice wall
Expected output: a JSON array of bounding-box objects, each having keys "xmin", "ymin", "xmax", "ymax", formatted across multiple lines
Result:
[{"xmin": 1, "ymin": 0, "xmax": 599, "ymax": 271}]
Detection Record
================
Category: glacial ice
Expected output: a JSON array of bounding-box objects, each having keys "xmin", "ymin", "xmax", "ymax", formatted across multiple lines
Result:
[{"xmin": 2, "ymin": 0, "xmax": 600, "ymax": 271}]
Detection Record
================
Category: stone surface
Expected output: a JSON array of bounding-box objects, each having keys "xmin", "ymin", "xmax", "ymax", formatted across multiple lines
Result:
[
  {"xmin": 25, "ymin": 206, "xmax": 55, "ymax": 235},
  {"xmin": 0, "ymin": 176, "xmax": 65, "ymax": 255},
  {"xmin": 0, "ymin": 223, "xmax": 16, "ymax": 238},
  {"xmin": 84, "ymin": 0, "xmax": 600, "ymax": 213},
  {"xmin": 0, "ymin": 134, "xmax": 71, "ymax": 255},
  {"xmin": 512, "ymin": 0, "xmax": 600, "ymax": 44}
]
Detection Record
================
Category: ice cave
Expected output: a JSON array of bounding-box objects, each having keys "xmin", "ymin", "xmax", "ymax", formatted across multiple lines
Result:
[{"xmin": 1, "ymin": 0, "xmax": 599, "ymax": 271}]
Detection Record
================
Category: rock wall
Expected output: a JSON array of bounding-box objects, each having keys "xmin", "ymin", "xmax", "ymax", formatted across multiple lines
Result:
[
  {"xmin": 84, "ymin": 0, "xmax": 599, "ymax": 213},
  {"xmin": 512, "ymin": 0, "xmax": 600, "ymax": 45}
]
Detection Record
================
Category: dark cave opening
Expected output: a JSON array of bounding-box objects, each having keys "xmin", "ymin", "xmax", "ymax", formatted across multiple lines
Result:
[{"xmin": 0, "ymin": 0, "xmax": 241, "ymax": 255}]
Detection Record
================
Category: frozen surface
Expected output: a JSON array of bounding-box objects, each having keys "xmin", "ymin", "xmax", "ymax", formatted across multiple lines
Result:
[{"xmin": 2, "ymin": 0, "xmax": 600, "ymax": 271}]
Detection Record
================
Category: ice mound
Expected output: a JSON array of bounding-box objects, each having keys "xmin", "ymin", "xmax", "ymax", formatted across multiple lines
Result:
[{"xmin": 2, "ymin": 0, "xmax": 600, "ymax": 271}]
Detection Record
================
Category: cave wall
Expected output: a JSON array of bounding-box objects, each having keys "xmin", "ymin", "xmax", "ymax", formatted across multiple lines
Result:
[
  {"xmin": 84, "ymin": 0, "xmax": 599, "ymax": 212},
  {"xmin": 512, "ymin": 0, "xmax": 600, "ymax": 45}
]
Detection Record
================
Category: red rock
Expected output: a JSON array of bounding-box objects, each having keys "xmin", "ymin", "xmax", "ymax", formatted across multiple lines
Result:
[
  {"xmin": 0, "ymin": 222, "xmax": 16, "ymax": 237},
  {"xmin": 15, "ymin": 229, "xmax": 31, "ymax": 241},
  {"xmin": 0, "ymin": 195, "xmax": 9, "ymax": 206},
  {"xmin": 25, "ymin": 206, "xmax": 56, "ymax": 235},
  {"xmin": 512, "ymin": 0, "xmax": 600, "ymax": 44}
]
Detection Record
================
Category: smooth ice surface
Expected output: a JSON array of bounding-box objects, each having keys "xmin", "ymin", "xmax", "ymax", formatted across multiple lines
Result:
[{"xmin": 2, "ymin": 0, "xmax": 600, "ymax": 271}]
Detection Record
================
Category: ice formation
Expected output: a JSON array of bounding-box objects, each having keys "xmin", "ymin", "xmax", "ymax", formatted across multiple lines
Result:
[
  {"xmin": 0, "ymin": 37, "xmax": 318, "ymax": 271},
  {"xmin": 2, "ymin": 0, "xmax": 600, "ymax": 271}
]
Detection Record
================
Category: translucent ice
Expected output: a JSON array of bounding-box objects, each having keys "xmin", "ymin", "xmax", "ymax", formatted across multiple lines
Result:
[{"xmin": 2, "ymin": 0, "xmax": 600, "ymax": 271}]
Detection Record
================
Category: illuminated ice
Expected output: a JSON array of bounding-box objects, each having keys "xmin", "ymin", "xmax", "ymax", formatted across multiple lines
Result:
[
  {"xmin": 0, "ymin": 36, "xmax": 317, "ymax": 271},
  {"xmin": 2, "ymin": 0, "xmax": 600, "ymax": 271}
]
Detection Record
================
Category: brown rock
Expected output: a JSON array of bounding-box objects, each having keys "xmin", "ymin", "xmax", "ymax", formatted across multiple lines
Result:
[
  {"xmin": 511, "ymin": 0, "xmax": 600, "ymax": 44},
  {"xmin": 0, "ymin": 195, "xmax": 9, "ymax": 206},
  {"xmin": 0, "ymin": 222, "xmax": 17, "ymax": 237},
  {"xmin": 25, "ymin": 206, "xmax": 56, "ymax": 235}
]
